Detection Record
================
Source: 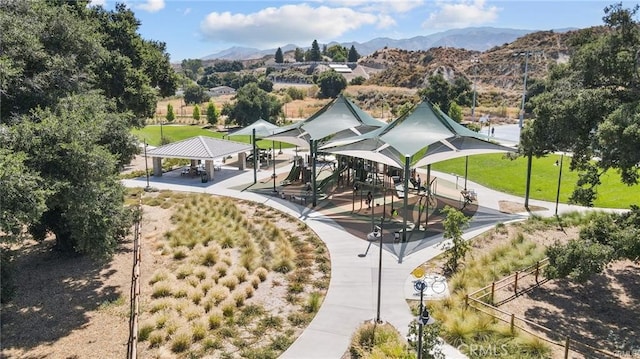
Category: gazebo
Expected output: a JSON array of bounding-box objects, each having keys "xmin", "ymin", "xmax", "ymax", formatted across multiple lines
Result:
[{"xmin": 146, "ymin": 136, "xmax": 252, "ymax": 180}]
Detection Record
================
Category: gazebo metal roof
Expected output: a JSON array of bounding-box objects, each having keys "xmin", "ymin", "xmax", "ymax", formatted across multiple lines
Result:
[{"xmin": 146, "ymin": 136, "xmax": 252, "ymax": 160}]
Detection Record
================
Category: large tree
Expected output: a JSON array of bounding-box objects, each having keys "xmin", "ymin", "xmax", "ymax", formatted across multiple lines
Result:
[
  {"xmin": 7, "ymin": 93, "xmax": 135, "ymax": 257},
  {"xmin": 224, "ymin": 83, "xmax": 281, "ymax": 126},
  {"xmin": 274, "ymin": 47, "xmax": 284, "ymax": 64},
  {"xmin": 0, "ymin": 0, "xmax": 177, "ymax": 124},
  {"xmin": 526, "ymin": 3, "xmax": 640, "ymax": 206},
  {"xmin": 0, "ymin": 0, "xmax": 175, "ymax": 261},
  {"xmin": 316, "ymin": 70, "xmax": 347, "ymax": 99},
  {"xmin": 347, "ymin": 45, "xmax": 360, "ymax": 62},
  {"xmin": 306, "ymin": 40, "xmax": 322, "ymax": 62}
]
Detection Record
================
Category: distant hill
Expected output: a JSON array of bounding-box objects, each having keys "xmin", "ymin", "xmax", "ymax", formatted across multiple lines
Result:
[{"xmin": 201, "ymin": 27, "xmax": 555, "ymax": 61}]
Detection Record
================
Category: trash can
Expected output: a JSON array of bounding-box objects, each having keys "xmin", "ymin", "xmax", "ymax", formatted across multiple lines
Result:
[{"xmin": 201, "ymin": 172, "xmax": 208, "ymax": 183}]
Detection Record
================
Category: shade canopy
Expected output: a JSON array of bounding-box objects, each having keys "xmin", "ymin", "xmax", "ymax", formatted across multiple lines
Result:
[
  {"xmin": 227, "ymin": 118, "xmax": 281, "ymax": 138},
  {"xmin": 147, "ymin": 136, "xmax": 252, "ymax": 160},
  {"xmin": 265, "ymin": 93, "xmax": 386, "ymax": 148},
  {"xmin": 320, "ymin": 100, "xmax": 515, "ymax": 168}
]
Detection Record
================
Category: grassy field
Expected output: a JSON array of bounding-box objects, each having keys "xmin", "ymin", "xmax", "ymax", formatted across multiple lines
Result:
[{"xmin": 431, "ymin": 153, "xmax": 640, "ymax": 209}]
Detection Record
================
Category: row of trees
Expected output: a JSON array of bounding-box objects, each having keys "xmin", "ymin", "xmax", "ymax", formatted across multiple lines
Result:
[
  {"xmin": 275, "ymin": 40, "xmax": 360, "ymax": 63},
  {"xmin": 1, "ymin": 0, "xmax": 177, "ymax": 300}
]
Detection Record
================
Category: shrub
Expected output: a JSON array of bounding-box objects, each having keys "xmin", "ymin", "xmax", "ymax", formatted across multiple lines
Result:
[
  {"xmin": 208, "ymin": 310, "xmax": 224, "ymax": 329},
  {"xmin": 149, "ymin": 270, "xmax": 168, "ymax": 285},
  {"xmin": 208, "ymin": 285, "xmax": 230, "ymax": 305},
  {"xmin": 148, "ymin": 331, "xmax": 164, "ymax": 347},
  {"xmin": 254, "ymin": 267, "xmax": 269, "ymax": 281},
  {"xmin": 305, "ymin": 292, "xmax": 322, "ymax": 313},
  {"xmin": 202, "ymin": 337, "xmax": 222, "ymax": 350},
  {"xmin": 171, "ymin": 331, "xmax": 191, "ymax": 353},
  {"xmin": 151, "ymin": 282, "xmax": 172, "ymax": 298},
  {"xmin": 192, "ymin": 322, "xmax": 207, "ymax": 341},
  {"xmin": 221, "ymin": 299, "xmax": 236, "ymax": 317},
  {"xmin": 219, "ymin": 275, "xmax": 239, "ymax": 290},
  {"xmin": 138, "ymin": 322, "xmax": 154, "ymax": 341}
]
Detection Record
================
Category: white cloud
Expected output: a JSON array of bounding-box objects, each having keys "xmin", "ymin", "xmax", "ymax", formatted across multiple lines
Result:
[
  {"xmin": 422, "ymin": 0, "xmax": 499, "ymax": 29},
  {"xmin": 183, "ymin": 8, "xmax": 191, "ymax": 15},
  {"xmin": 326, "ymin": 0, "xmax": 424, "ymax": 13},
  {"xmin": 200, "ymin": 4, "xmax": 379, "ymax": 48},
  {"xmin": 88, "ymin": 0, "xmax": 106, "ymax": 7},
  {"xmin": 137, "ymin": 0, "xmax": 165, "ymax": 13}
]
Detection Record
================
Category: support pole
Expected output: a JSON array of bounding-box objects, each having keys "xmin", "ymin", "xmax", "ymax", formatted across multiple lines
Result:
[
  {"xmin": 311, "ymin": 139, "xmax": 317, "ymax": 207},
  {"xmin": 402, "ymin": 156, "xmax": 410, "ymax": 242},
  {"xmin": 524, "ymin": 152, "xmax": 532, "ymax": 209},
  {"xmin": 425, "ymin": 165, "xmax": 431, "ymax": 229},
  {"xmin": 555, "ymin": 153, "xmax": 564, "ymax": 216},
  {"xmin": 417, "ymin": 283, "xmax": 425, "ymax": 359},
  {"xmin": 464, "ymin": 156, "xmax": 469, "ymax": 191},
  {"xmin": 272, "ymin": 140, "xmax": 277, "ymax": 192},
  {"xmin": 252, "ymin": 128, "xmax": 257, "ymax": 184},
  {"xmin": 375, "ymin": 217, "xmax": 384, "ymax": 323}
]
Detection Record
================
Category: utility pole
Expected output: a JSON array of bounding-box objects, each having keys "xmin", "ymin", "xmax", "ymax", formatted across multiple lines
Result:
[{"xmin": 471, "ymin": 57, "xmax": 480, "ymax": 122}]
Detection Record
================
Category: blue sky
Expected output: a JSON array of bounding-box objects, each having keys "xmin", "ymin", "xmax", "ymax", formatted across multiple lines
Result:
[{"xmin": 89, "ymin": 0, "xmax": 632, "ymax": 62}]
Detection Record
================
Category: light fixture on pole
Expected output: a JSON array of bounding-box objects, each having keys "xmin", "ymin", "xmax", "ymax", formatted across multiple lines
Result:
[
  {"xmin": 554, "ymin": 153, "xmax": 564, "ymax": 216},
  {"xmin": 375, "ymin": 216, "xmax": 384, "ymax": 323}
]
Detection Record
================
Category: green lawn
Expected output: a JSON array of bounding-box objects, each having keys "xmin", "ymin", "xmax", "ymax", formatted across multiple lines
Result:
[
  {"xmin": 131, "ymin": 125, "xmax": 293, "ymax": 150},
  {"xmin": 430, "ymin": 153, "xmax": 640, "ymax": 209}
]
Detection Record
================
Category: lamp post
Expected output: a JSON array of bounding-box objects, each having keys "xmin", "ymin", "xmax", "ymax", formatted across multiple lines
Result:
[
  {"xmin": 554, "ymin": 153, "xmax": 564, "ymax": 216},
  {"xmin": 375, "ymin": 216, "xmax": 384, "ymax": 323},
  {"xmin": 143, "ymin": 141, "xmax": 151, "ymax": 192},
  {"xmin": 160, "ymin": 120, "xmax": 164, "ymax": 144}
]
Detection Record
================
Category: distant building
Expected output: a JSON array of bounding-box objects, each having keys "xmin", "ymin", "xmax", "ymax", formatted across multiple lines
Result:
[
  {"xmin": 328, "ymin": 64, "xmax": 352, "ymax": 73},
  {"xmin": 209, "ymin": 86, "xmax": 236, "ymax": 96}
]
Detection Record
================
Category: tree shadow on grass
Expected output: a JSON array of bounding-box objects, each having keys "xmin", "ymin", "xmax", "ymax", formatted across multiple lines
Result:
[
  {"xmin": 1, "ymin": 238, "xmax": 124, "ymax": 353},
  {"xmin": 522, "ymin": 262, "xmax": 640, "ymax": 355}
]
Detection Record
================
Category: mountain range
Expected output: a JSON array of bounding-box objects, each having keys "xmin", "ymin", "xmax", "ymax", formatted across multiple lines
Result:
[{"xmin": 201, "ymin": 26, "xmax": 575, "ymax": 61}]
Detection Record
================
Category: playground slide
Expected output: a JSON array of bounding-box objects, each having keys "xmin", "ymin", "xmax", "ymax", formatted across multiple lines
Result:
[
  {"xmin": 317, "ymin": 165, "xmax": 348, "ymax": 192},
  {"xmin": 281, "ymin": 164, "xmax": 301, "ymax": 185}
]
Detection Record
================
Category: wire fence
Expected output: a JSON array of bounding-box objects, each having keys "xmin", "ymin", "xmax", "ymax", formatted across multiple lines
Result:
[{"xmin": 465, "ymin": 259, "xmax": 621, "ymax": 359}]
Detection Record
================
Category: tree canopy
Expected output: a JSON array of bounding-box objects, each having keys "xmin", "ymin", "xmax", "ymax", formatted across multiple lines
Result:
[
  {"xmin": 306, "ymin": 40, "xmax": 322, "ymax": 62},
  {"xmin": 348, "ymin": 45, "xmax": 360, "ymax": 62},
  {"xmin": 275, "ymin": 47, "xmax": 284, "ymax": 64},
  {"xmin": 0, "ymin": 1, "xmax": 177, "ymax": 124},
  {"xmin": 525, "ymin": 3, "xmax": 640, "ymax": 206},
  {"xmin": 418, "ymin": 73, "xmax": 472, "ymax": 114},
  {"xmin": 0, "ymin": 0, "xmax": 175, "ymax": 260},
  {"xmin": 222, "ymin": 83, "xmax": 282, "ymax": 126},
  {"xmin": 316, "ymin": 70, "xmax": 347, "ymax": 99}
]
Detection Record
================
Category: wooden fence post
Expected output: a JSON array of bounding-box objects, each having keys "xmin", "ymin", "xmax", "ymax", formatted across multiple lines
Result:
[
  {"xmin": 491, "ymin": 282, "xmax": 495, "ymax": 304},
  {"xmin": 514, "ymin": 272, "xmax": 519, "ymax": 295},
  {"xmin": 564, "ymin": 336, "xmax": 570, "ymax": 359},
  {"xmin": 510, "ymin": 314, "xmax": 515, "ymax": 334},
  {"xmin": 535, "ymin": 261, "xmax": 540, "ymax": 284}
]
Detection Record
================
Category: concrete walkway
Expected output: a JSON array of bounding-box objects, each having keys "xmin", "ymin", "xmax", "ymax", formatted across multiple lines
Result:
[{"xmin": 121, "ymin": 152, "xmax": 614, "ymax": 359}]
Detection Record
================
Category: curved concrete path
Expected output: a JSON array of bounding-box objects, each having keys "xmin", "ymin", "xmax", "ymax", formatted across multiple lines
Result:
[{"xmin": 122, "ymin": 151, "xmax": 618, "ymax": 359}]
